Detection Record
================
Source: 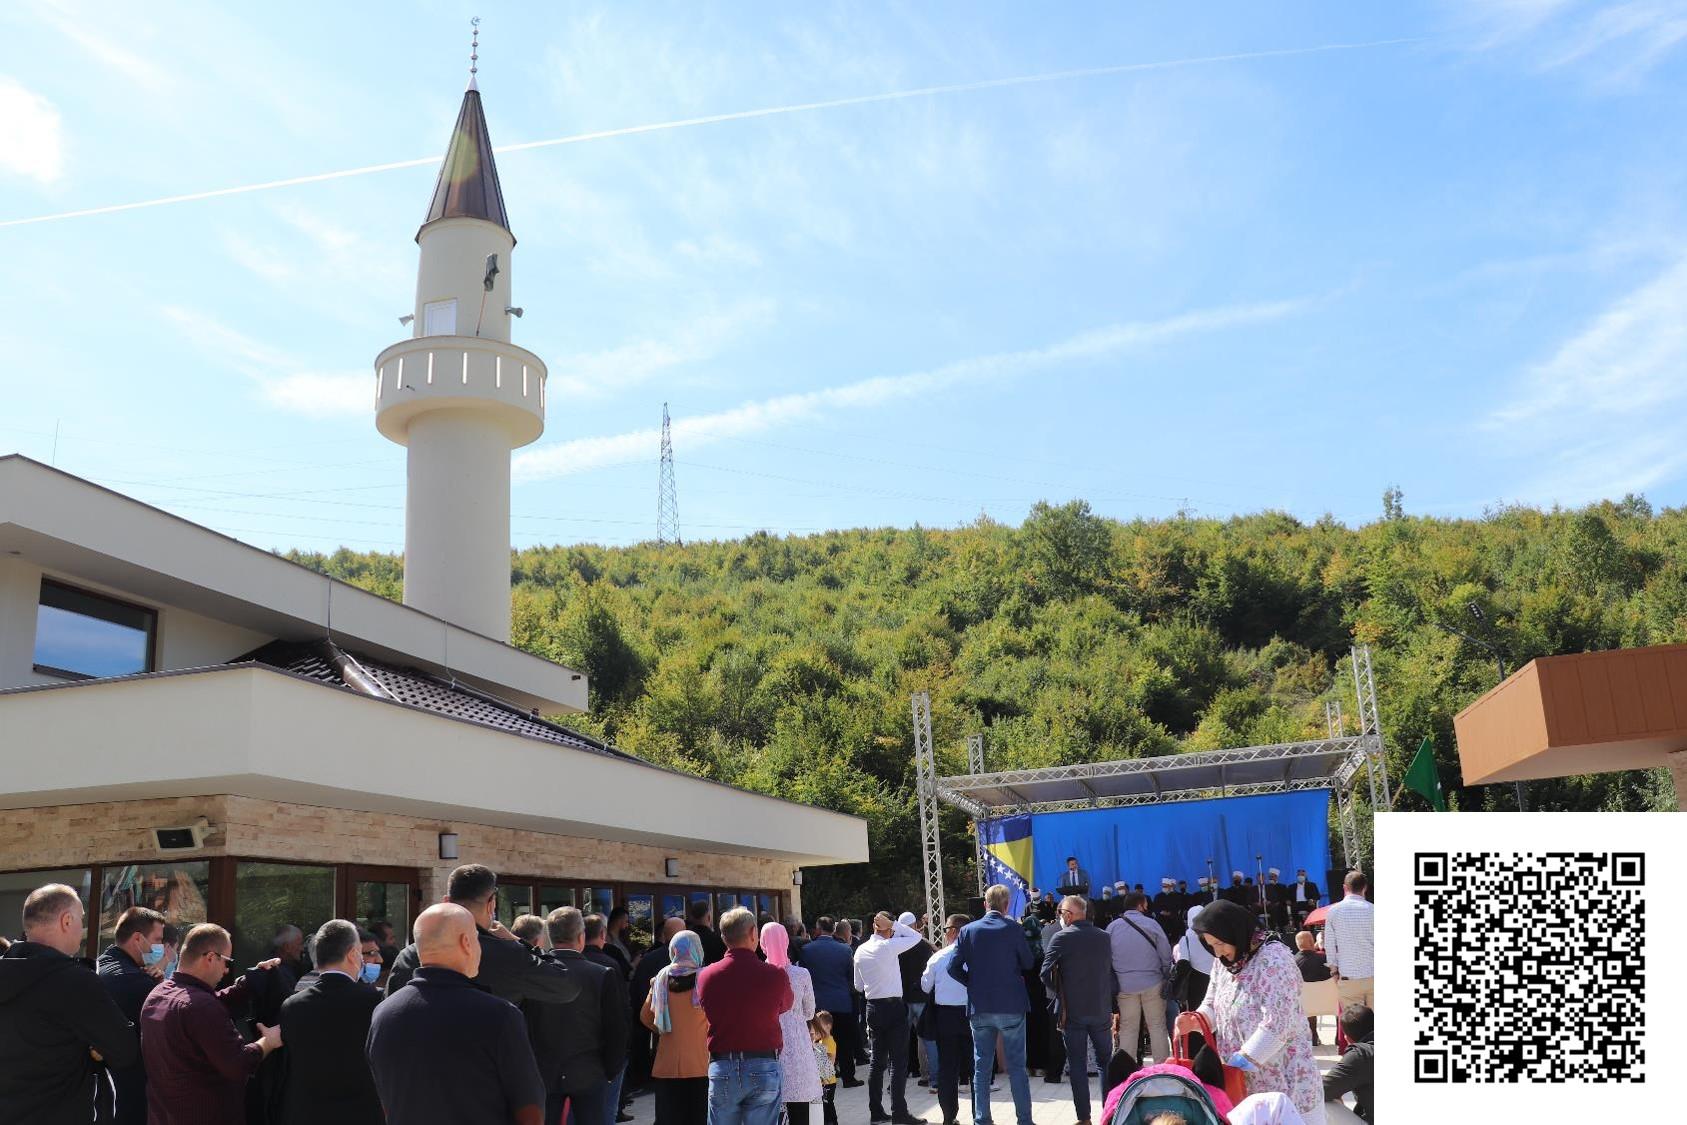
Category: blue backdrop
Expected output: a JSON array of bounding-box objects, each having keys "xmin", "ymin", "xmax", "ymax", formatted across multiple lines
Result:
[{"xmin": 1009, "ymin": 790, "xmax": 1330, "ymax": 896}]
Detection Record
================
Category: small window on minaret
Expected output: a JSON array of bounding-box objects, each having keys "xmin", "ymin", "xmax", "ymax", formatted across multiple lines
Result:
[{"xmin": 423, "ymin": 299, "xmax": 458, "ymax": 337}]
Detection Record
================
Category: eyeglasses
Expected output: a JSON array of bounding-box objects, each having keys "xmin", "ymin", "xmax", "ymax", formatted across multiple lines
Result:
[{"xmin": 209, "ymin": 952, "xmax": 234, "ymax": 966}]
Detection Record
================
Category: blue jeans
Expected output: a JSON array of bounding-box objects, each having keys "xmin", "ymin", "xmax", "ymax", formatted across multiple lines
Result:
[
  {"xmin": 707, "ymin": 1056, "xmax": 783, "ymax": 1125},
  {"xmin": 968, "ymin": 1013, "xmax": 1031, "ymax": 1125},
  {"xmin": 605, "ymin": 1065, "xmax": 627, "ymax": 1125},
  {"xmin": 1061, "ymin": 1017, "xmax": 1112, "ymax": 1123}
]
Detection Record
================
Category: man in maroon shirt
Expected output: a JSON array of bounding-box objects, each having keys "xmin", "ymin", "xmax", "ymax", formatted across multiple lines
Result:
[
  {"xmin": 696, "ymin": 907, "xmax": 793, "ymax": 1125},
  {"xmin": 140, "ymin": 923, "xmax": 283, "ymax": 1124}
]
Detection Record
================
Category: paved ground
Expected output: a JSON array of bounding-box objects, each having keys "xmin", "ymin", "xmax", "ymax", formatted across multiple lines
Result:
[{"xmin": 624, "ymin": 1015, "xmax": 1365, "ymax": 1124}]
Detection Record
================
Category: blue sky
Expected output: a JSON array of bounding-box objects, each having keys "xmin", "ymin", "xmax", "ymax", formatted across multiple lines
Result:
[{"xmin": 3, "ymin": 1, "xmax": 1686, "ymax": 552}]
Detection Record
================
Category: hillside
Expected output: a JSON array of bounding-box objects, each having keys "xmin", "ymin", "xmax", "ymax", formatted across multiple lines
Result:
[{"xmin": 288, "ymin": 495, "xmax": 1683, "ymax": 913}]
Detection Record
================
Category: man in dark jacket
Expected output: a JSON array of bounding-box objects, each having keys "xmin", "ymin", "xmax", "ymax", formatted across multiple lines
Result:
[
  {"xmin": 1323, "ymin": 1004, "xmax": 1373, "ymax": 1123},
  {"xmin": 800, "ymin": 919, "xmax": 862, "ymax": 1086},
  {"xmin": 1040, "ymin": 896, "xmax": 1114, "ymax": 1125},
  {"xmin": 894, "ymin": 913, "xmax": 934, "ymax": 1082},
  {"xmin": 367, "ymin": 904, "xmax": 545, "ymax": 1125},
  {"xmin": 949, "ymin": 884, "xmax": 1035, "ymax": 1125},
  {"xmin": 0, "ymin": 884, "xmax": 137, "ymax": 1125},
  {"xmin": 277, "ymin": 920, "xmax": 382, "ymax": 1125},
  {"xmin": 531, "ymin": 909, "xmax": 628, "ymax": 1125},
  {"xmin": 385, "ymin": 865, "xmax": 580, "ymax": 1008},
  {"xmin": 96, "ymin": 906, "xmax": 167, "ymax": 1125},
  {"xmin": 140, "ymin": 923, "xmax": 284, "ymax": 1123},
  {"xmin": 685, "ymin": 899, "xmax": 726, "ymax": 965}
]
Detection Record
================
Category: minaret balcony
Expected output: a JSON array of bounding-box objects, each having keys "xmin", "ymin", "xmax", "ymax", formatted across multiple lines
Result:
[{"xmin": 373, "ymin": 335, "xmax": 547, "ymax": 448}]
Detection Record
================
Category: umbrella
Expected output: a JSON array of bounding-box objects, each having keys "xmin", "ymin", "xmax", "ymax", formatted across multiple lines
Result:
[{"xmin": 1302, "ymin": 904, "xmax": 1330, "ymax": 927}]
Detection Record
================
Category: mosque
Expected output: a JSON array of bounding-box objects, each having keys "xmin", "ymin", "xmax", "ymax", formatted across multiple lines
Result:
[{"xmin": 0, "ymin": 57, "xmax": 868, "ymax": 964}]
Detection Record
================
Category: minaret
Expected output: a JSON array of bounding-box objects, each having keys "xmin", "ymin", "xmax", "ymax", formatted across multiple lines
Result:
[{"xmin": 374, "ymin": 24, "xmax": 544, "ymax": 642}]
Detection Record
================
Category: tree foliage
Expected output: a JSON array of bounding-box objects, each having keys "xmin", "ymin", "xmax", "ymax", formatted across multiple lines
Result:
[{"xmin": 289, "ymin": 498, "xmax": 1681, "ymax": 914}]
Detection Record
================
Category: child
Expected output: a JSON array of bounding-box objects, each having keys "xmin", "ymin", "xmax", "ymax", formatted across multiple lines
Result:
[{"xmin": 812, "ymin": 1011, "xmax": 838, "ymax": 1125}]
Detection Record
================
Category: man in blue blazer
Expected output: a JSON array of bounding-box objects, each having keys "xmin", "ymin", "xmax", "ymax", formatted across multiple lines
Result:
[{"xmin": 947, "ymin": 885, "xmax": 1034, "ymax": 1125}]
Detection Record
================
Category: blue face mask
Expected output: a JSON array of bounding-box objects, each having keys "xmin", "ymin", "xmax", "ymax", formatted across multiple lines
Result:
[
  {"xmin": 358, "ymin": 962, "xmax": 381, "ymax": 985},
  {"xmin": 162, "ymin": 957, "xmax": 178, "ymax": 978},
  {"xmin": 144, "ymin": 944, "xmax": 166, "ymax": 966}
]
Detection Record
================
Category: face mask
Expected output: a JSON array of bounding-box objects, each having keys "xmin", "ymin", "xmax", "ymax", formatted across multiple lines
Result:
[
  {"xmin": 144, "ymin": 944, "xmax": 166, "ymax": 966},
  {"xmin": 358, "ymin": 962, "xmax": 381, "ymax": 985},
  {"xmin": 162, "ymin": 957, "xmax": 178, "ymax": 978},
  {"xmin": 1298, "ymin": 877, "xmax": 1307, "ymax": 884}
]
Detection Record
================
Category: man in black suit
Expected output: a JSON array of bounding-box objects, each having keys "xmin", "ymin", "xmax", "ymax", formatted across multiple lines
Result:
[
  {"xmin": 385, "ymin": 864, "xmax": 580, "ymax": 1008},
  {"xmin": 96, "ymin": 905, "xmax": 167, "ymax": 1125},
  {"xmin": 530, "ymin": 908, "xmax": 628, "ymax": 1125},
  {"xmin": 685, "ymin": 899, "xmax": 727, "ymax": 965},
  {"xmin": 278, "ymin": 919, "xmax": 382, "ymax": 1124}
]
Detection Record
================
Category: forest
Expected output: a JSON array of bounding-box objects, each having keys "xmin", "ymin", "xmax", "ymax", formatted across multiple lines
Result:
[{"xmin": 288, "ymin": 492, "xmax": 1683, "ymax": 913}]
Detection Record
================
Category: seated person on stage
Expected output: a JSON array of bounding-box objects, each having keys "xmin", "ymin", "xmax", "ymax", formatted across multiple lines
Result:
[
  {"xmin": 1264, "ymin": 869, "xmax": 1292, "ymax": 931},
  {"xmin": 1291, "ymin": 868, "xmax": 1321, "ymax": 924}
]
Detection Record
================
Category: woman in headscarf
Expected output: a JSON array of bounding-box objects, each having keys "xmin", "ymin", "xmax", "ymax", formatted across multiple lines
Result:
[
  {"xmin": 1173, "ymin": 902, "xmax": 1216, "ymax": 1011},
  {"xmin": 761, "ymin": 920, "xmax": 822, "ymax": 1124},
  {"xmin": 641, "ymin": 929, "xmax": 711, "ymax": 1125},
  {"xmin": 1192, "ymin": 900, "xmax": 1325, "ymax": 1125}
]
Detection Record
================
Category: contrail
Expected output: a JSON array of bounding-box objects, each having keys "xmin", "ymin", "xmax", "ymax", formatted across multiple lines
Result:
[{"xmin": 1, "ymin": 36, "xmax": 1424, "ymax": 229}]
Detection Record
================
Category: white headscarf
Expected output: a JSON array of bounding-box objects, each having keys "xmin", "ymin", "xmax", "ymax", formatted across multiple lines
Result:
[
  {"xmin": 1228, "ymin": 1092, "xmax": 1307, "ymax": 1125},
  {"xmin": 1175, "ymin": 904, "xmax": 1215, "ymax": 974}
]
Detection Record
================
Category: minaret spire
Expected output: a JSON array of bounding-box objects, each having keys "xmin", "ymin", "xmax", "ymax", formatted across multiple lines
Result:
[{"xmin": 468, "ymin": 17, "xmax": 480, "ymax": 91}]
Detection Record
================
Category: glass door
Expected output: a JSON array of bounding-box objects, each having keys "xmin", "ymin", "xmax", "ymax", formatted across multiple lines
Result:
[
  {"xmin": 342, "ymin": 865, "xmax": 420, "ymax": 958},
  {"xmin": 624, "ymin": 891, "xmax": 655, "ymax": 956}
]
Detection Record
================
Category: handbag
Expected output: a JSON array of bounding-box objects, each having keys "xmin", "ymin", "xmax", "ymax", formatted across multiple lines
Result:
[{"xmin": 1171, "ymin": 1011, "xmax": 1249, "ymax": 1106}]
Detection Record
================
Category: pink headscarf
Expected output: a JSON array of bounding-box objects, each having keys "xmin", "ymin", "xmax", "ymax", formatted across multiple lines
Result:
[{"xmin": 760, "ymin": 921, "xmax": 791, "ymax": 968}]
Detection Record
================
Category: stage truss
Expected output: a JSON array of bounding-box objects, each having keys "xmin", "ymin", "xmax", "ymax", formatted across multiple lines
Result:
[{"xmin": 914, "ymin": 645, "xmax": 1391, "ymax": 933}]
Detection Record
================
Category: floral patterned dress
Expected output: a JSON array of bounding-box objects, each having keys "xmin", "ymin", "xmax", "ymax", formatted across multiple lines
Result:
[
  {"xmin": 1197, "ymin": 939, "xmax": 1326, "ymax": 1125},
  {"xmin": 777, "ymin": 964, "xmax": 822, "ymax": 1104}
]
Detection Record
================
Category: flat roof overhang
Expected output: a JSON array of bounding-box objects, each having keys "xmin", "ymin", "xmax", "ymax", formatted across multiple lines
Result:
[
  {"xmin": 0, "ymin": 455, "xmax": 586, "ymax": 715},
  {"xmin": 0, "ymin": 664, "xmax": 868, "ymax": 867},
  {"xmin": 1454, "ymin": 645, "xmax": 1687, "ymax": 784}
]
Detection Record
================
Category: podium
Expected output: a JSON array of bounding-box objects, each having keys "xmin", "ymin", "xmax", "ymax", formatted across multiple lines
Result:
[{"xmin": 1057, "ymin": 883, "xmax": 1089, "ymax": 898}]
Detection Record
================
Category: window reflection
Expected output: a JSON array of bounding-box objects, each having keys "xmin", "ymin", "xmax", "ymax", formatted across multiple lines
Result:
[
  {"xmin": 233, "ymin": 862, "xmax": 334, "ymax": 970},
  {"xmin": 100, "ymin": 862, "xmax": 208, "ymax": 950},
  {"xmin": 2, "ymin": 869, "xmax": 92, "ymax": 955},
  {"xmin": 33, "ymin": 580, "xmax": 155, "ymax": 679}
]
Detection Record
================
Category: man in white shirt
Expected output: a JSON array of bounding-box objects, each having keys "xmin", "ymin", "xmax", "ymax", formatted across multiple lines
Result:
[
  {"xmin": 920, "ymin": 914, "xmax": 974, "ymax": 1125},
  {"xmin": 1322, "ymin": 871, "xmax": 1375, "ymax": 1012},
  {"xmin": 853, "ymin": 911, "xmax": 926, "ymax": 1124}
]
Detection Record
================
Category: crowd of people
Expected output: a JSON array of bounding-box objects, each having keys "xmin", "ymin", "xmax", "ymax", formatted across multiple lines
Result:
[{"xmin": 0, "ymin": 864, "xmax": 1373, "ymax": 1125}]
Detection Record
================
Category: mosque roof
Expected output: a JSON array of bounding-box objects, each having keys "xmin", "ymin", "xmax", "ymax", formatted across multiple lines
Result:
[{"xmin": 420, "ymin": 86, "xmax": 511, "ymax": 239}]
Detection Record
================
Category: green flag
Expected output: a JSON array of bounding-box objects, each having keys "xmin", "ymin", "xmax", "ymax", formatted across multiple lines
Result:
[{"xmin": 1403, "ymin": 734, "xmax": 1447, "ymax": 811}]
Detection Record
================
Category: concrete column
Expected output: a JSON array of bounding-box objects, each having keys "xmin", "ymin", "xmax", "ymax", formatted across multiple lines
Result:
[{"xmin": 402, "ymin": 410, "xmax": 514, "ymax": 641}]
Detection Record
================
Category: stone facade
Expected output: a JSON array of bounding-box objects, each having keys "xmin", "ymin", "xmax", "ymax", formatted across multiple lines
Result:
[{"xmin": 0, "ymin": 794, "xmax": 802, "ymax": 916}]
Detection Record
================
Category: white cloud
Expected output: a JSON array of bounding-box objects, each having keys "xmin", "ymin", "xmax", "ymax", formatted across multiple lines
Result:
[
  {"xmin": 0, "ymin": 77, "xmax": 64, "ymax": 185},
  {"xmin": 259, "ymin": 371, "xmax": 375, "ymax": 417},
  {"xmin": 1488, "ymin": 250, "xmax": 1687, "ymax": 501},
  {"xmin": 514, "ymin": 297, "xmax": 1307, "ymax": 482},
  {"xmin": 548, "ymin": 299, "xmax": 776, "ymax": 398},
  {"xmin": 219, "ymin": 202, "xmax": 409, "ymax": 301},
  {"xmin": 34, "ymin": 1, "xmax": 175, "ymax": 94},
  {"xmin": 161, "ymin": 305, "xmax": 370, "ymax": 417},
  {"xmin": 1456, "ymin": 0, "xmax": 1687, "ymax": 83}
]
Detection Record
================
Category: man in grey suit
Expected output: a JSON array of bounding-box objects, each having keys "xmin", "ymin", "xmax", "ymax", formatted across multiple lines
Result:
[{"xmin": 1040, "ymin": 896, "xmax": 1114, "ymax": 1125}]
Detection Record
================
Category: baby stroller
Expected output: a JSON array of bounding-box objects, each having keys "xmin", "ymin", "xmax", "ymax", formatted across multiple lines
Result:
[{"xmin": 1100, "ymin": 1065, "xmax": 1230, "ymax": 1125}]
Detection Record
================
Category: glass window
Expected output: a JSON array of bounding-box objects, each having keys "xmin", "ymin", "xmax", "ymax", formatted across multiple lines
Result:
[
  {"xmin": 233, "ymin": 862, "xmax": 335, "ymax": 970},
  {"xmin": 496, "ymin": 884, "xmax": 534, "ymax": 926},
  {"xmin": 625, "ymin": 893, "xmax": 654, "ymax": 954},
  {"xmin": 758, "ymin": 894, "xmax": 775, "ymax": 919},
  {"xmin": 355, "ymin": 881, "xmax": 412, "ymax": 948},
  {"xmin": 538, "ymin": 886, "xmax": 576, "ymax": 917},
  {"xmin": 1, "ymin": 868, "xmax": 92, "ymax": 953},
  {"xmin": 660, "ymin": 893, "xmax": 687, "ymax": 921},
  {"xmin": 99, "ymin": 862, "xmax": 208, "ymax": 951},
  {"xmin": 689, "ymin": 890, "xmax": 712, "ymax": 904},
  {"xmin": 581, "ymin": 887, "xmax": 614, "ymax": 918},
  {"xmin": 716, "ymin": 892, "xmax": 739, "ymax": 918},
  {"xmin": 33, "ymin": 580, "xmax": 156, "ymax": 680},
  {"xmin": 423, "ymin": 299, "xmax": 458, "ymax": 336}
]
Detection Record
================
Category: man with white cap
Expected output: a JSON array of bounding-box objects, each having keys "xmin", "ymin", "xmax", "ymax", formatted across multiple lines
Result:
[
  {"xmin": 853, "ymin": 911, "xmax": 925, "ymax": 1123},
  {"xmin": 1151, "ymin": 879, "xmax": 1184, "ymax": 945},
  {"xmin": 1221, "ymin": 871, "xmax": 1251, "ymax": 908}
]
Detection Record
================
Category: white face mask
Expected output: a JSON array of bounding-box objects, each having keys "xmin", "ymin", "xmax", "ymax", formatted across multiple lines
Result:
[{"xmin": 1298, "ymin": 876, "xmax": 1307, "ymax": 884}]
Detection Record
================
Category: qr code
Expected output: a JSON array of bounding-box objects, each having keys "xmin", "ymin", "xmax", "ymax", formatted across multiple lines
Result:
[{"xmin": 1413, "ymin": 852, "xmax": 1645, "ymax": 1083}]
